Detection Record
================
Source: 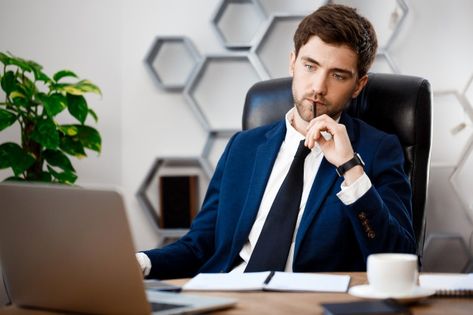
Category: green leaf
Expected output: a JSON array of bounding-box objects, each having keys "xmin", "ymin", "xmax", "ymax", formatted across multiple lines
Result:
[
  {"xmin": 76, "ymin": 80, "xmax": 102, "ymax": 95},
  {"xmin": 30, "ymin": 117, "xmax": 59, "ymax": 149},
  {"xmin": 1, "ymin": 71, "xmax": 17, "ymax": 94},
  {"xmin": 53, "ymin": 70, "xmax": 78, "ymax": 82},
  {"xmin": 61, "ymin": 85, "xmax": 84, "ymax": 95},
  {"xmin": 25, "ymin": 171, "xmax": 52, "ymax": 182},
  {"xmin": 58, "ymin": 80, "xmax": 101, "ymax": 96},
  {"xmin": 60, "ymin": 124, "xmax": 101, "ymax": 153},
  {"xmin": 47, "ymin": 165, "xmax": 77, "ymax": 184},
  {"xmin": 39, "ymin": 93, "xmax": 67, "ymax": 117},
  {"xmin": 0, "ymin": 52, "xmax": 11, "ymax": 65},
  {"xmin": 76, "ymin": 125, "xmax": 101, "ymax": 152},
  {"xmin": 67, "ymin": 94, "xmax": 88, "ymax": 124},
  {"xmin": 59, "ymin": 135, "xmax": 86, "ymax": 158},
  {"xmin": 21, "ymin": 74, "xmax": 36, "ymax": 98},
  {"xmin": 59, "ymin": 125, "xmax": 79, "ymax": 136},
  {"xmin": 0, "ymin": 142, "xmax": 35, "ymax": 175},
  {"xmin": 4, "ymin": 176, "xmax": 26, "ymax": 182},
  {"xmin": 0, "ymin": 109, "xmax": 16, "ymax": 131},
  {"xmin": 43, "ymin": 149, "xmax": 75, "ymax": 172},
  {"xmin": 88, "ymin": 108, "xmax": 99, "ymax": 123},
  {"xmin": 9, "ymin": 56, "xmax": 33, "ymax": 72},
  {"xmin": 26, "ymin": 59, "xmax": 43, "ymax": 72},
  {"xmin": 10, "ymin": 90, "xmax": 28, "ymax": 106},
  {"xmin": 33, "ymin": 68, "xmax": 52, "ymax": 83}
]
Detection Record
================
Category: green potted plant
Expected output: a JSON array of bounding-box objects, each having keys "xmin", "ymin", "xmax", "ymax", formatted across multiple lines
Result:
[{"xmin": 0, "ymin": 52, "xmax": 102, "ymax": 184}]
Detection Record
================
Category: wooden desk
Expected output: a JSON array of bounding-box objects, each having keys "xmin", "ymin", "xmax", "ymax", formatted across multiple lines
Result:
[
  {"xmin": 1, "ymin": 273, "xmax": 472, "ymax": 314},
  {"xmin": 169, "ymin": 272, "xmax": 472, "ymax": 315}
]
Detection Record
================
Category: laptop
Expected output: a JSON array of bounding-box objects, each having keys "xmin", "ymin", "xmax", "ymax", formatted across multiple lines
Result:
[{"xmin": 0, "ymin": 182, "xmax": 236, "ymax": 314}]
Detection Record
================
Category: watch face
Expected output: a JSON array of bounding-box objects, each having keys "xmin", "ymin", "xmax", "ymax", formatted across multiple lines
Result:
[{"xmin": 355, "ymin": 153, "xmax": 365, "ymax": 166}]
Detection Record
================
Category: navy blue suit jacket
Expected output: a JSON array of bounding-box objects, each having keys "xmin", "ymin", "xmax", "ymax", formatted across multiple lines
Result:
[{"xmin": 145, "ymin": 112, "xmax": 416, "ymax": 279}]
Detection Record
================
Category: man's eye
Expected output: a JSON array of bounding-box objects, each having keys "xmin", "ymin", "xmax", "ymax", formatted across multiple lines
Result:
[
  {"xmin": 333, "ymin": 73, "xmax": 346, "ymax": 80},
  {"xmin": 304, "ymin": 64, "xmax": 314, "ymax": 71}
]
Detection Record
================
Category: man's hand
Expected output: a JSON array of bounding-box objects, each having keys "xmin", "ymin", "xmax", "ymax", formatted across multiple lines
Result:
[
  {"xmin": 305, "ymin": 114, "xmax": 354, "ymax": 165},
  {"xmin": 305, "ymin": 114, "xmax": 364, "ymax": 184},
  {"xmin": 135, "ymin": 252, "xmax": 151, "ymax": 277}
]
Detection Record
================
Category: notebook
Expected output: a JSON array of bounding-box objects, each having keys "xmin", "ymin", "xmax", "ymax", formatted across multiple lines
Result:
[
  {"xmin": 0, "ymin": 182, "xmax": 236, "ymax": 314},
  {"xmin": 419, "ymin": 273, "xmax": 473, "ymax": 297},
  {"xmin": 183, "ymin": 271, "xmax": 350, "ymax": 292}
]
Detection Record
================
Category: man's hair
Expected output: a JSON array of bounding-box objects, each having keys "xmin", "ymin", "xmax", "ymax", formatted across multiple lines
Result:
[{"xmin": 293, "ymin": 4, "xmax": 378, "ymax": 78}]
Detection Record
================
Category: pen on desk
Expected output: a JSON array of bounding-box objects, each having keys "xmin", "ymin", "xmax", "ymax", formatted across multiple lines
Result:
[{"xmin": 263, "ymin": 271, "xmax": 276, "ymax": 285}]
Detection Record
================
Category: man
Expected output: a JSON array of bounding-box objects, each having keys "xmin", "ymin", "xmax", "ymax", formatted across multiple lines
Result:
[{"xmin": 136, "ymin": 4, "xmax": 416, "ymax": 279}]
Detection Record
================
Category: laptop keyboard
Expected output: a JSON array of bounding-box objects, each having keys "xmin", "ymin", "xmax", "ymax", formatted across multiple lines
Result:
[{"xmin": 150, "ymin": 302, "xmax": 190, "ymax": 312}]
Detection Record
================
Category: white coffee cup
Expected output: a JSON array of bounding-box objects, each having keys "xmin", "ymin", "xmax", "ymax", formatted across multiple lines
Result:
[{"xmin": 367, "ymin": 253, "xmax": 418, "ymax": 295}]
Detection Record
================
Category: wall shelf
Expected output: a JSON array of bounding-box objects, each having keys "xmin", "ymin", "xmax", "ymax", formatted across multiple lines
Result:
[
  {"xmin": 212, "ymin": 0, "xmax": 267, "ymax": 49},
  {"xmin": 371, "ymin": 50, "xmax": 398, "ymax": 74},
  {"xmin": 184, "ymin": 54, "xmax": 265, "ymax": 132},
  {"xmin": 252, "ymin": 15, "xmax": 304, "ymax": 79},
  {"xmin": 145, "ymin": 36, "xmax": 201, "ymax": 91},
  {"xmin": 423, "ymin": 233, "xmax": 472, "ymax": 272},
  {"xmin": 202, "ymin": 130, "xmax": 236, "ymax": 171},
  {"xmin": 136, "ymin": 157, "xmax": 212, "ymax": 244},
  {"xmin": 431, "ymin": 92, "xmax": 473, "ymax": 167}
]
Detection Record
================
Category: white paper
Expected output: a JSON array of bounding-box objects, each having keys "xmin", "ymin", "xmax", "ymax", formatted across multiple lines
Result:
[
  {"xmin": 183, "ymin": 272, "xmax": 271, "ymax": 291},
  {"xmin": 419, "ymin": 273, "xmax": 473, "ymax": 290},
  {"xmin": 183, "ymin": 271, "xmax": 350, "ymax": 292},
  {"xmin": 264, "ymin": 272, "xmax": 350, "ymax": 292}
]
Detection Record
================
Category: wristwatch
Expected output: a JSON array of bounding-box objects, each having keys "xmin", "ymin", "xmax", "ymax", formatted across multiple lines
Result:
[{"xmin": 336, "ymin": 153, "xmax": 365, "ymax": 177}]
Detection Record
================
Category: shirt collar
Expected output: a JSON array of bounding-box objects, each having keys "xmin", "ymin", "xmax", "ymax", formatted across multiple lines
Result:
[{"xmin": 284, "ymin": 108, "xmax": 322, "ymax": 156}]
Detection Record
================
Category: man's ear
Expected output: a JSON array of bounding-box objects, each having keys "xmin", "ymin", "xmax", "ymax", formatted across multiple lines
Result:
[
  {"xmin": 289, "ymin": 51, "xmax": 296, "ymax": 76},
  {"xmin": 352, "ymin": 75, "xmax": 368, "ymax": 98}
]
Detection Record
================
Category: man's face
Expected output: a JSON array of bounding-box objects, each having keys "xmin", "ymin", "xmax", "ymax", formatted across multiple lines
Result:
[{"xmin": 289, "ymin": 36, "xmax": 367, "ymax": 122}]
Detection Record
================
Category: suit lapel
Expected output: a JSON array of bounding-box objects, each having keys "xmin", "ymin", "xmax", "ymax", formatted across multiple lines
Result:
[
  {"xmin": 227, "ymin": 121, "xmax": 286, "ymax": 266},
  {"xmin": 294, "ymin": 112, "xmax": 359, "ymax": 257}
]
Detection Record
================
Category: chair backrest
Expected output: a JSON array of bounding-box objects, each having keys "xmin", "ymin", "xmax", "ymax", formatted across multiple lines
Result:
[{"xmin": 242, "ymin": 73, "xmax": 432, "ymax": 258}]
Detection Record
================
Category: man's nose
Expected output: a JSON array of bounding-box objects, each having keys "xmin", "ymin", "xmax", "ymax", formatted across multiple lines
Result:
[{"xmin": 311, "ymin": 72, "xmax": 328, "ymax": 95}]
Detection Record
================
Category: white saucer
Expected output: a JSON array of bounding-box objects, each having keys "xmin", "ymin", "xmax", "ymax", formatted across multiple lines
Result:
[{"xmin": 348, "ymin": 284, "xmax": 436, "ymax": 304}]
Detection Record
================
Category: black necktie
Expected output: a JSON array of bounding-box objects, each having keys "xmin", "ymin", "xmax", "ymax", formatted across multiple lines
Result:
[{"xmin": 245, "ymin": 140, "xmax": 311, "ymax": 272}]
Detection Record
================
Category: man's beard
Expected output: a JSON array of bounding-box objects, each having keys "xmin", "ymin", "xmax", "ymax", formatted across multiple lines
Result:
[{"xmin": 294, "ymin": 99, "xmax": 314, "ymax": 123}]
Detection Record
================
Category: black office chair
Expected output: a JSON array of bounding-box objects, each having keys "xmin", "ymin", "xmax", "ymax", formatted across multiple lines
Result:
[{"xmin": 242, "ymin": 73, "xmax": 432, "ymax": 262}]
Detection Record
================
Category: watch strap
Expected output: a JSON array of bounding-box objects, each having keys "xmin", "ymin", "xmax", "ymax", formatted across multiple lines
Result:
[{"xmin": 336, "ymin": 153, "xmax": 365, "ymax": 177}]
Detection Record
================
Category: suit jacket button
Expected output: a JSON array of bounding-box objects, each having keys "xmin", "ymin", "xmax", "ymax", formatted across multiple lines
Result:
[{"xmin": 368, "ymin": 231, "xmax": 376, "ymax": 239}]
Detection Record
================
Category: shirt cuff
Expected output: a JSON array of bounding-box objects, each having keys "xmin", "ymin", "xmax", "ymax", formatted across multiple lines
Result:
[
  {"xmin": 135, "ymin": 252, "xmax": 152, "ymax": 277},
  {"xmin": 336, "ymin": 172, "xmax": 372, "ymax": 205}
]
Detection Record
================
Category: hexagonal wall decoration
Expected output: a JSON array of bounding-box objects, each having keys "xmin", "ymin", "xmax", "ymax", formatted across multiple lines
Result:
[
  {"xmin": 330, "ymin": 0, "xmax": 408, "ymax": 49},
  {"xmin": 145, "ymin": 36, "xmax": 201, "ymax": 91},
  {"xmin": 184, "ymin": 54, "xmax": 265, "ymax": 132},
  {"xmin": 252, "ymin": 15, "xmax": 304, "ymax": 79},
  {"xmin": 431, "ymin": 92, "xmax": 473, "ymax": 167},
  {"xmin": 202, "ymin": 131, "xmax": 236, "ymax": 171},
  {"xmin": 451, "ymin": 144, "xmax": 473, "ymax": 224},
  {"xmin": 258, "ymin": 0, "xmax": 328, "ymax": 15},
  {"xmin": 424, "ymin": 167, "xmax": 473, "ymax": 243},
  {"xmin": 423, "ymin": 233, "xmax": 472, "ymax": 272},
  {"xmin": 464, "ymin": 74, "xmax": 473, "ymax": 114},
  {"xmin": 370, "ymin": 51, "xmax": 398, "ymax": 74},
  {"xmin": 212, "ymin": 0, "xmax": 267, "ymax": 49},
  {"xmin": 136, "ymin": 157, "xmax": 212, "ymax": 243}
]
